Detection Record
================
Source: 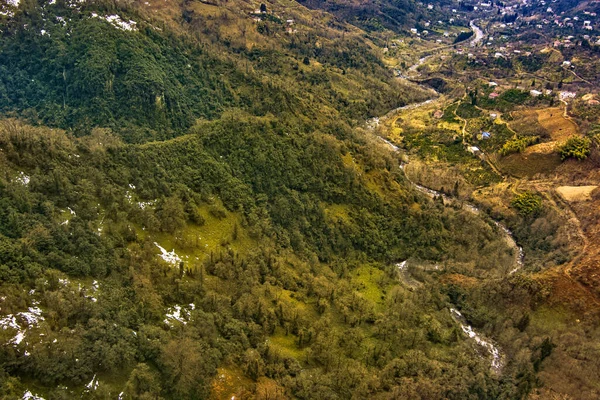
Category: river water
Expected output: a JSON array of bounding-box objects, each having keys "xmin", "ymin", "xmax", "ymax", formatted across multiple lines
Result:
[
  {"xmin": 469, "ymin": 20, "xmax": 484, "ymax": 47},
  {"xmin": 383, "ymin": 136, "xmax": 511, "ymax": 372},
  {"xmin": 372, "ymin": 32, "xmax": 518, "ymax": 372}
]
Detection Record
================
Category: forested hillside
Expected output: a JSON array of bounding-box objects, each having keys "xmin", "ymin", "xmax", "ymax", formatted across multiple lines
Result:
[
  {"xmin": 0, "ymin": 0, "xmax": 572, "ymax": 399},
  {"xmin": 0, "ymin": 0, "xmax": 428, "ymax": 141}
]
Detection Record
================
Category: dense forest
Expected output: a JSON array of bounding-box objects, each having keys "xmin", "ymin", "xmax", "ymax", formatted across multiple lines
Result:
[{"xmin": 0, "ymin": 0, "xmax": 592, "ymax": 399}]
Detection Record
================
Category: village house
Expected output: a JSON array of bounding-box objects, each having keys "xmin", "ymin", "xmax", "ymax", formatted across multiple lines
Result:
[
  {"xmin": 468, "ymin": 146, "xmax": 482, "ymax": 155},
  {"xmin": 559, "ymin": 91, "xmax": 577, "ymax": 101}
]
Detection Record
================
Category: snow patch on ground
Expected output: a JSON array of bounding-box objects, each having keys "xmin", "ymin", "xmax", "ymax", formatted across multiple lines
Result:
[
  {"xmin": 164, "ymin": 304, "xmax": 195, "ymax": 327},
  {"xmin": 85, "ymin": 374, "xmax": 100, "ymax": 392},
  {"xmin": 91, "ymin": 13, "xmax": 137, "ymax": 31},
  {"xmin": 60, "ymin": 207, "xmax": 76, "ymax": 225},
  {"xmin": 155, "ymin": 243, "xmax": 182, "ymax": 265},
  {"xmin": 1, "ymin": 305, "xmax": 45, "ymax": 347},
  {"xmin": 15, "ymin": 172, "xmax": 30, "ymax": 186},
  {"xmin": 22, "ymin": 390, "xmax": 45, "ymax": 400},
  {"xmin": 396, "ymin": 260, "xmax": 408, "ymax": 271},
  {"xmin": 138, "ymin": 200, "xmax": 156, "ymax": 209}
]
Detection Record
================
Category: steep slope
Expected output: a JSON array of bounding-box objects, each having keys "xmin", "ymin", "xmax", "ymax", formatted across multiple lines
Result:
[
  {"xmin": 0, "ymin": 0, "xmax": 563, "ymax": 399},
  {"xmin": 297, "ymin": 0, "xmax": 454, "ymax": 32},
  {"xmin": 0, "ymin": 0, "xmax": 430, "ymax": 142}
]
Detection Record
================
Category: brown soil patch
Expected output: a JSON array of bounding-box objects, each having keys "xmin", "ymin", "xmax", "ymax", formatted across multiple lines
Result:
[
  {"xmin": 498, "ymin": 152, "xmax": 562, "ymax": 177},
  {"xmin": 440, "ymin": 273, "xmax": 479, "ymax": 288},
  {"xmin": 538, "ymin": 269, "xmax": 599, "ymax": 311},
  {"xmin": 556, "ymin": 186, "xmax": 598, "ymax": 202},
  {"xmin": 509, "ymin": 109, "xmax": 546, "ymax": 137},
  {"xmin": 510, "ymin": 108, "xmax": 578, "ymax": 143},
  {"xmin": 524, "ymin": 142, "xmax": 556, "ymax": 155},
  {"xmin": 537, "ymin": 108, "xmax": 578, "ymax": 141}
]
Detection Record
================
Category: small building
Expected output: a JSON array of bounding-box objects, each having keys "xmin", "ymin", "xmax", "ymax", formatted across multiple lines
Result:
[
  {"xmin": 530, "ymin": 89, "xmax": 543, "ymax": 97},
  {"xmin": 482, "ymin": 131, "xmax": 491, "ymax": 139},
  {"xmin": 489, "ymin": 92, "xmax": 500, "ymax": 99},
  {"xmin": 559, "ymin": 91, "xmax": 577, "ymax": 100},
  {"xmin": 489, "ymin": 81, "xmax": 498, "ymax": 87},
  {"xmin": 468, "ymin": 146, "xmax": 481, "ymax": 154}
]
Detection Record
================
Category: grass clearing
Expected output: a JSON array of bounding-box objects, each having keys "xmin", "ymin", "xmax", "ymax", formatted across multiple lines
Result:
[
  {"xmin": 324, "ymin": 203, "xmax": 352, "ymax": 224},
  {"xmin": 137, "ymin": 201, "xmax": 255, "ymax": 269},
  {"xmin": 350, "ymin": 264, "xmax": 389, "ymax": 312},
  {"xmin": 530, "ymin": 306, "xmax": 571, "ymax": 333},
  {"xmin": 268, "ymin": 327, "xmax": 305, "ymax": 359}
]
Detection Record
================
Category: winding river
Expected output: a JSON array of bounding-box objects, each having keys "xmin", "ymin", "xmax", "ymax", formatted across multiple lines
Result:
[
  {"xmin": 370, "ymin": 30, "xmax": 519, "ymax": 372},
  {"xmin": 469, "ymin": 20, "xmax": 484, "ymax": 47},
  {"xmin": 379, "ymin": 135, "xmax": 512, "ymax": 373}
]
